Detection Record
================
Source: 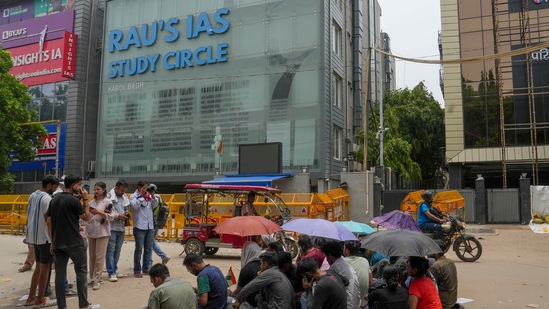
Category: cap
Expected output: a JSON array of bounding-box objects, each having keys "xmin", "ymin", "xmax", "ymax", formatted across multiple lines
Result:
[{"xmin": 149, "ymin": 183, "xmax": 158, "ymax": 193}]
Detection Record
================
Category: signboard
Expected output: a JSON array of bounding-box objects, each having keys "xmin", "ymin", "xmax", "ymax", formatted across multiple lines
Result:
[
  {"xmin": 34, "ymin": 0, "xmax": 72, "ymax": 17},
  {"xmin": 9, "ymin": 123, "xmax": 66, "ymax": 172},
  {"xmin": 61, "ymin": 31, "xmax": 76, "ymax": 78},
  {"xmin": 8, "ymin": 35, "xmax": 76, "ymax": 86},
  {"xmin": 0, "ymin": 0, "xmax": 34, "ymax": 26},
  {"xmin": 0, "ymin": 10, "xmax": 74, "ymax": 49},
  {"xmin": 509, "ymin": 0, "xmax": 549, "ymax": 13}
]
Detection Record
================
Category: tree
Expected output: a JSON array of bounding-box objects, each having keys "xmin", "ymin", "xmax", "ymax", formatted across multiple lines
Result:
[
  {"xmin": 367, "ymin": 82, "xmax": 446, "ymax": 187},
  {"xmin": 0, "ymin": 49, "xmax": 47, "ymax": 193}
]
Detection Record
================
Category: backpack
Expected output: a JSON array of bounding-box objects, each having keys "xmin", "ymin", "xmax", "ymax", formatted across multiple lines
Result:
[{"xmin": 154, "ymin": 196, "xmax": 170, "ymax": 229}]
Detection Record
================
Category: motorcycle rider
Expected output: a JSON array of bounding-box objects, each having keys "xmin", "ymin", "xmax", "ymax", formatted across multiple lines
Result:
[{"xmin": 418, "ymin": 190, "xmax": 445, "ymax": 239}]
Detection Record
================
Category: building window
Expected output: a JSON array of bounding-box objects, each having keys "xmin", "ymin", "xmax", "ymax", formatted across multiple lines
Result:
[
  {"xmin": 332, "ymin": 72, "xmax": 343, "ymax": 108},
  {"xmin": 332, "ymin": 22, "xmax": 342, "ymax": 57},
  {"xmin": 333, "ymin": 126, "xmax": 342, "ymax": 160}
]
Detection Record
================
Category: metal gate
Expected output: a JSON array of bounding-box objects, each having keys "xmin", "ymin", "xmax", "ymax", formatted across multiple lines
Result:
[
  {"xmin": 458, "ymin": 189, "xmax": 475, "ymax": 223},
  {"xmin": 487, "ymin": 189, "xmax": 520, "ymax": 223}
]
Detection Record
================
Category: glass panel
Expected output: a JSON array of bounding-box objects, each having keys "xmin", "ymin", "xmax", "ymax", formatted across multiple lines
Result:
[
  {"xmin": 460, "ymin": 31, "xmax": 484, "ymax": 58},
  {"xmin": 460, "ymin": 18, "xmax": 482, "ymax": 34},
  {"xmin": 459, "ymin": 0, "xmax": 481, "ymax": 19}
]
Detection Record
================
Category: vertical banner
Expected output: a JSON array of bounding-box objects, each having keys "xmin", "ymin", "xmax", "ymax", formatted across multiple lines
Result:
[{"xmin": 62, "ymin": 31, "xmax": 76, "ymax": 78}]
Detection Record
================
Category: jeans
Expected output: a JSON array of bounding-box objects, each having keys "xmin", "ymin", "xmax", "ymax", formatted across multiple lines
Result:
[
  {"xmin": 420, "ymin": 222, "xmax": 443, "ymax": 239},
  {"xmin": 106, "ymin": 230, "xmax": 125, "ymax": 275},
  {"xmin": 133, "ymin": 227, "xmax": 154, "ymax": 274},
  {"xmin": 53, "ymin": 242, "xmax": 89, "ymax": 309},
  {"xmin": 152, "ymin": 228, "xmax": 168, "ymax": 260}
]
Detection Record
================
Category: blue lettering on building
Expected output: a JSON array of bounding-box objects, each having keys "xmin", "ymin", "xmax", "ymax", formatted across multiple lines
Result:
[{"xmin": 107, "ymin": 8, "xmax": 230, "ymax": 78}]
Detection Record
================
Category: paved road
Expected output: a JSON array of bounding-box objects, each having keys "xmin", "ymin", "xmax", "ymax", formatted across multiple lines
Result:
[{"xmin": 0, "ymin": 225, "xmax": 547, "ymax": 308}]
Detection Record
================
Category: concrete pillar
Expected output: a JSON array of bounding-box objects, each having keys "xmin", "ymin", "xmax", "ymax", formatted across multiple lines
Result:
[
  {"xmin": 373, "ymin": 177, "xmax": 382, "ymax": 217},
  {"xmin": 448, "ymin": 163, "xmax": 462, "ymax": 189},
  {"xmin": 341, "ymin": 171, "xmax": 374, "ymax": 224},
  {"xmin": 475, "ymin": 176, "xmax": 486, "ymax": 224},
  {"xmin": 519, "ymin": 177, "xmax": 531, "ymax": 225}
]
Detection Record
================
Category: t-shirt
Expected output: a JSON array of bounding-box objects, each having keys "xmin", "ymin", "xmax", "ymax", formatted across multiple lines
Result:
[
  {"xmin": 368, "ymin": 286, "xmax": 409, "ymax": 309},
  {"xmin": 418, "ymin": 202, "xmax": 431, "ymax": 226},
  {"xmin": 46, "ymin": 192, "xmax": 85, "ymax": 249},
  {"xmin": 237, "ymin": 260, "xmax": 260, "ymax": 306},
  {"xmin": 197, "ymin": 264, "xmax": 228, "ymax": 309},
  {"xmin": 146, "ymin": 277, "xmax": 197, "ymax": 309},
  {"xmin": 298, "ymin": 247, "xmax": 326, "ymax": 268},
  {"xmin": 409, "ymin": 277, "xmax": 443, "ymax": 309},
  {"xmin": 306, "ymin": 271, "xmax": 347, "ymax": 309},
  {"xmin": 25, "ymin": 190, "xmax": 51, "ymax": 245},
  {"xmin": 430, "ymin": 256, "xmax": 458, "ymax": 309}
]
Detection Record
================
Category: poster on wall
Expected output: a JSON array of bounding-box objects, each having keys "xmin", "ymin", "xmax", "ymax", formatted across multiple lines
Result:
[
  {"xmin": 9, "ymin": 123, "xmax": 66, "ymax": 172},
  {"xmin": 0, "ymin": 10, "xmax": 74, "ymax": 49},
  {"xmin": 34, "ymin": 0, "xmax": 74, "ymax": 17},
  {"xmin": 0, "ymin": 0, "xmax": 34, "ymax": 26}
]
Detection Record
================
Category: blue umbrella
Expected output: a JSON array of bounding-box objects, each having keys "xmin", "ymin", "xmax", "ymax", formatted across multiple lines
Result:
[
  {"xmin": 335, "ymin": 220, "xmax": 376, "ymax": 235},
  {"xmin": 281, "ymin": 218, "xmax": 358, "ymax": 241}
]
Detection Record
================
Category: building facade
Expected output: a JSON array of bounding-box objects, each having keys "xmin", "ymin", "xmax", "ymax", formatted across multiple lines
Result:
[
  {"xmin": 97, "ymin": 0, "xmax": 385, "ymax": 189},
  {"xmin": 441, "ymin": 0, "xmax": 549, "ymax": 188},
  {"xmin": 4, "ymin": 0, "xmax": 104, "ymax": 193}
]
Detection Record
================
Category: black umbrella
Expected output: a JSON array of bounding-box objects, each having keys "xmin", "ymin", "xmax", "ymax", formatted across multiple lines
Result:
[{"xmin": 360, "ymin": 229, "xmax": 443, "ymax": 257}]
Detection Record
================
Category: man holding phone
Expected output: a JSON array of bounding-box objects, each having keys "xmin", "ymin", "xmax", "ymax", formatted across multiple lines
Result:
[
  {"xmin": 130, "ymin": 180, "xmax": 158, "ymax": 278},
  {"xmin": 46, "ymin": 174, "xmax": 100, "ymax": 309},
  {"xmin": 297, "ymin": 258, "xmax": 347, "ymax": 309}
]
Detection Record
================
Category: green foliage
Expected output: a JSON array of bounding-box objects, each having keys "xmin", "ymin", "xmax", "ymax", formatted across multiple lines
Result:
[
  {"xmin": 0, "ymin": 49, "xmax": 47, "ymax": 193},
  {"xmin": 368, "ymin": 82, "xmax": 446, "ymax": 187}
]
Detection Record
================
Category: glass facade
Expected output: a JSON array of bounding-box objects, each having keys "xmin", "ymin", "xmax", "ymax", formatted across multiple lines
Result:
[
  {"xmin": 459, "ymin": 0, "xmax": 549, "ymax": 148},
  {"xmin": 98, "ymin": 0, "xmax": 323, "ymax": 178}
]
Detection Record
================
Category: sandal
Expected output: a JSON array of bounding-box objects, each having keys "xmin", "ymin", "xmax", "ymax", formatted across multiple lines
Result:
[{"xmin": 32, "ymin": 297, "xmax": 57, "ymax": 309}]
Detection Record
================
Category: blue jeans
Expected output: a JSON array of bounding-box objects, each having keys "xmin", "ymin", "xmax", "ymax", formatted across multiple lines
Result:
[
  {"xmin": 152, "ymin": 228, "xmax": 169, "ymax": 260},
  {"xmin": 53, "ymin": 242, "xmax": 89, "ymax": 309},
  {"xmin": 106, "ymin": 230, "xmax": 125, "ymax": 275},
  {"xmin": 133, "ymin": 227, "xmax": 154, "ymax": 274},
  {"xmin": 420, "ymin": 222, "xmax": 443, "ymax": 239}
]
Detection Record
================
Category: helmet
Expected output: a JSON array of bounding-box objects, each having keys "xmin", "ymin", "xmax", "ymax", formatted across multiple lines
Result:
[{"xmin": 421, "ymin": 190, "xmax": 434, "ymax": 203}]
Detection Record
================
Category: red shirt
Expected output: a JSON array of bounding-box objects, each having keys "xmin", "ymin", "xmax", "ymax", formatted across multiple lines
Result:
[
  {"xmin": 298, "ymin": 247, "xmax": 326, "ymax": 268},
  {"xmin": 409, "ymin": 277, "xmax": 443, "ymax": 309}
]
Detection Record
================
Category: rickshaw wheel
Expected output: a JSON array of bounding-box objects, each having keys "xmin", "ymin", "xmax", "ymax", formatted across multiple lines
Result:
[
  {"xmin": 204, "ymin": 247, "xmax": 219, "ymax": 255},
  {"xmin": 184, "ymin": 238, "xmax": 205, "ymax": 256}
]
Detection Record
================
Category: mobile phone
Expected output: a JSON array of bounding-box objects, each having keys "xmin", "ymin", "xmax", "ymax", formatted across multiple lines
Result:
[{"xmin": 303, "ymin": 273, "xmax": 313, "ymax": 282}]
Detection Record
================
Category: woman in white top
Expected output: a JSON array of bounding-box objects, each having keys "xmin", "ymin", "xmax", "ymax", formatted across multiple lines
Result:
[{"xmin": 85, "ymin": 181, "xmax": 117, "ymax": 290}]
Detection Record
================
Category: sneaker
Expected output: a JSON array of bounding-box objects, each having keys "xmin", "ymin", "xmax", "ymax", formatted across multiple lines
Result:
[
  {"xmin": 108, "ymin": 274, "xmax": 118, "ymax": 282},
  {"xmin": 92, "ymin": 282, "xmax": 101, "ymax": 290},
  {"xmin": 18, "ymin": 266, "xmax": 32, "ymax": 273},
  {"xmin": 115, "ymin": 273, "xmax": 125, "ymax": 278},
  {"xmin": 65, "ymin": 289, "xmax": 77, "ymax": 297},
  {"xmin": 161, "ymin": 257, "xmax": 171, "ymax": 265},
  {"xmin": 133, "ymin": 273, "xmax": 143, "ymax": 278},
  {"xmin": 87, "ymin": 280, "xmax": 94, "ymax": 287}
]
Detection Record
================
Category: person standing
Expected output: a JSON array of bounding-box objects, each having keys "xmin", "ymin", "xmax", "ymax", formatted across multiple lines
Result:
[
  {"xmin": 46, "ymin": 174, "xmax": 99, "ymax": 309},
  {"xmin": 430, "ymin": 241, "xmax": 458, "ymax": 309},
  {"xmin": 233, "ymin": 251, "xmax": 295, "ymax": 309},
  {"xmin": 297, "ymin": 258, "xmax": 347, "ymax": 309},
  {"xmin": 242, "ymin": 193, "xmax": 258, "ymax": 216},
  {"xmin": 18, "ymin": 244, "xmax": 35, "ymax": 273},
  {"xmin": 343, "ymin": 240, "xmax": 371, "ymax": 308},
  {"xmin": 146, "ymin": 263, "xmax": 197, "ymax": 309},
  {"xmin": 22, "ymin": 175, "xmax": 59, "ymax": 307},
  {"xmin": 106, "ymin": 180, "xmax": 129, "ymax": 282},
  {"xmin": 85, "ymin": 181, "xmax": 118, "ymax": 290},
  {"xmin": 183, "ymin": 253, "xmax": 228, "ymax": 309},
  {"xmin": 149, "ymin": 184, "xmax": 170, "ymax": 266},
  {"xmin": 130, "ymin": 181, "xmax": 158, "ymax": 277}
]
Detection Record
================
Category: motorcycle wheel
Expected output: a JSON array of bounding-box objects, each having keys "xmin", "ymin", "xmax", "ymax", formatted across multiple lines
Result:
[
  {"xmin": 453, "ymin": 236, "xmax": 482, "ymax": 262},
  {"xmin": 284, "ymin": 239, "xmax": 299, "ymax": 260}
]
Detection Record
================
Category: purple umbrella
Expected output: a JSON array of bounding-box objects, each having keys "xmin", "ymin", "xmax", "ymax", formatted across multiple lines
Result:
[
  {"xmin": 372, "ymin": 210, "xmax": 422, "ymax": 232},
  {"xmin": 281, "ymin": 218, "xmax": 358, "ymax": 241}
]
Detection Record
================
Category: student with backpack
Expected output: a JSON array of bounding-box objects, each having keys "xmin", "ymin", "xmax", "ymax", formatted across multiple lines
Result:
[{"xmin": 149, "ymin": 184, "xmax": 171, "ymax": 266}]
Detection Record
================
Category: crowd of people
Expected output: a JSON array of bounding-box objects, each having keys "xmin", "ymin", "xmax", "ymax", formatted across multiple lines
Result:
[{"xmin": 19, "ymin": 174, "xmax": 460, "ymax": 309}]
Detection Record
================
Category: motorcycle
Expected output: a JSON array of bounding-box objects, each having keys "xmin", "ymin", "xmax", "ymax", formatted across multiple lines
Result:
[{"xmin": 428, "ymin": 214, "xmax": 482, "ymax": 262}]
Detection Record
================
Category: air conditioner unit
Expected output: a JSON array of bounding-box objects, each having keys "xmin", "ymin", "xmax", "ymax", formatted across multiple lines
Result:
[{"xmin": 86, "ymin": 160, "xmax": 96, "ymax": 172}]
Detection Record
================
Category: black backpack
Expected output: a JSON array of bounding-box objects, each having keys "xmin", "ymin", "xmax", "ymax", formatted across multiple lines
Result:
[{"xmin": 155, "ymin": 197, "xmax": 170, "ymax": 229}]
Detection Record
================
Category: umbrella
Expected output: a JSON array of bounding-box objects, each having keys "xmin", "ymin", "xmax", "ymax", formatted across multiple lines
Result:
[
  {"xmin": 360, "ymin": 229, "xmax": 442, "ymax": 257},
  {"xmin": 213, "ymin": 216, "xmax": 282, "ymax": 236},
  {"xmin": 281, "ymin": 218, "xmax": 358, "ymax": 241},
  {"xmin": 335, "ymin": 220, "xmax": 376, "ymax": 235},
  {"xmin": 372, "ymin": 210, "xmax": 422, "ymax": 232}
]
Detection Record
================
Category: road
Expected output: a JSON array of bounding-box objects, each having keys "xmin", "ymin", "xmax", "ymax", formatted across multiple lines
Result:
[{"xmin": 0, "ymin": 225, "xmax": 547, "ymax": 308}]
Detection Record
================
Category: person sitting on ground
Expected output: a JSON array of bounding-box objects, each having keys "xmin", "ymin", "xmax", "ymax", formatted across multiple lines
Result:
[
  {"xmin": 266, "ymin": 241, "xmax": 284, "ymax": 254},
  {"xmin": 228, "ymin": 241, "xmax": 261, "ymax": 308},
  {"xmin": 183, "ymin": 253, "xmax": 228, "ymax": 309},
  {"xmin": 146, "ymin": 263, "xmax": 197, "ymax": 309},
  {"xmin": 297, "ymin": 258, "xmax": 347, "ymax": 309},
  {"xmin": 296, "ymin": 235, "xmax": 325, "ymax": 268},
  {"xmin": 321, "ymin": 241, "xmax": 361, "ymax": 309},
  {"xmin": 429, "ymin": 241, "xmax": 458, "ymax": 309},
  {"xmin": 343, "ymin": 240, "xmax": 371, "ymax": 308},
  {"xmin": 277, "ymin": 251, "xmax": 304, "ymax": 308},
  {"xmin": 366, "ymin": 264, "xmax": 408, "ymax": 309},
  {"xmin": 407, "ymin": 256, "xmax": 442, "ymax": 309},
  {"xmin": 233, "ymin": 251, "xmax": 294, "ymax": 309}
]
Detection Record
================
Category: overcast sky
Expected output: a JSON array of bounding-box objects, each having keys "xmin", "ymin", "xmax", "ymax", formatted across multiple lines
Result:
[{"xmin": 380, "ymin": 0, "xmax": 444, "ymax": 106}]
